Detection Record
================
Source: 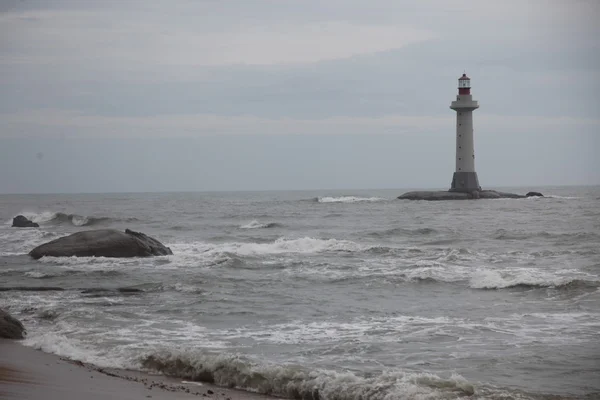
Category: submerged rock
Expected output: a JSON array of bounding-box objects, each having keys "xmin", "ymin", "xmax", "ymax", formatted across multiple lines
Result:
[
  {"xmin": 12, "ymin": 215, "xmax": 39, "ymax": 228},
  {"xmin": 398, "ymin": 190, "xmax": 526, "ymax": 201},
  {"xmin": 29, "ymin": 229, "xmax": 173, "ymax": 260},
  {"xmin": 0, "ymin": 309, "xmax": 26, "ymax": 339},
  {"xmin": 526, "ymin": 191, "xmax": 544, "ymax": 197}
]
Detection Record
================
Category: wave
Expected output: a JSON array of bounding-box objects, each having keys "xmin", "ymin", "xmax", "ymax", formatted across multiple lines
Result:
[
  {"xmin": 168, "ymin": 225, "xmax": 195, "ymax": 231},
  {"xmin": 0, "ymin": 228, "xmax": 61, "ymax": 255},
  {"xmin": 239, "ymin": 220, "xmax": 283, "ymax": 229},
  {"xmin": 0, "ymin": 286, "xmax": 65, "ymax": 291},
  {"xmin": 469, "ymin": 270, "xmax": 600, "ymax": 290},
  {"xmin": 366, "ymin": 227, "xmax": 437, "ymax": 238},
  {"xmin": 544, "ymin": 195, "xmax": 581, "ymax": 200},
  {"xmin": 11, "ymin": 211, "xmax": 138, "ymax": 227},
  {"xmin": 0, "ymin": 286, "xmax": 145, "ymax": 295},
  {"xmin": 140, "ymin": 350, "xmax": 474, "ymax": 399},
  {"xmin": 172, "ymin": 237, "xmax": 366, "ymax": 258},
  {"xmin": 492, "ymin": 229, "xmax": 599, "ymax": 241},
  {"xmin": 21, "ymin": 329, "xmax": 583, "ymax": 400},
  {"xmin": 315, "ymin": 196, "xmax": 387, "ymax": 203},
  {"xmin": 518, "ymin": 194, "xmax": 579, "ymax": 200},
  {"xmin": 80, "ymin": 287, "xmax": 144, "ymax": 295},
  {"xmin": 24, "ymin": 271, "xmax": 52, "ymax": 279}
]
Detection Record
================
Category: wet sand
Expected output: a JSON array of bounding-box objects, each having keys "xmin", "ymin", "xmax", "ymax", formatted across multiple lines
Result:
[{"xmin": 0, "ymin": 340, "xmax": 279, "ymax": 400}]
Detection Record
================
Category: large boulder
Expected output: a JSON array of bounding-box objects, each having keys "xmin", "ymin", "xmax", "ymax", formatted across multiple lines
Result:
[
  {"xmin": 526, "ymin": 191, "xmax": 544, "ymax": 197},
  {"xmin": 29, "ymin": 229, "xmax": 173, "ymax": 260},
  {"xmin": 0, "ymin": 309, "xmax": 26, "ymax": 339},
  {"xmin": 12, "ymin": 215, "xmax": 39, "ymax": 228}
]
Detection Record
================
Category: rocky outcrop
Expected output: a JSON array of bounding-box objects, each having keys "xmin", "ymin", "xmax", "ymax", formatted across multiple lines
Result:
[
  {"xmin": 0, "ymin": 309, "xmax": 26, "ymax": 339},
  {"xmin": 398, "ymin": 190, "xmax": 526, "ymax": 201},
  {"xmin": 526, "ymin": 192, "xmax": 544, "ymax": 197},
  {"xmin": 398, "ymin": 191, "xmax": 471, "ymax": 201},
  {"xmin": 12, "ymin": 215, "xmax": 39, "ymax": 228},
  {"xmin": 29, "ymin": 229, "xmax": 173, "ymax": 260},
  {"xmin": 480, "ymin": 190, "xmax": 524, "ymax": 199}
]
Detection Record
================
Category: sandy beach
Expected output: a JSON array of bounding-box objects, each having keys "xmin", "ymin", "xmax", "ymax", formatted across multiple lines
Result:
[{"xmin": 0, "ymin": 340, "xmax": 278, "ymax": 400}]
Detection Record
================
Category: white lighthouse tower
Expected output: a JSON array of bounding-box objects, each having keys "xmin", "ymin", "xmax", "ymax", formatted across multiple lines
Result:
[
  {"xmin": 397, "ymin": 73, "xmax": 541, "ymax": 200},
  {"xmin": 449, "ymin": 73, "xmax": 481, "ymax": 193}
]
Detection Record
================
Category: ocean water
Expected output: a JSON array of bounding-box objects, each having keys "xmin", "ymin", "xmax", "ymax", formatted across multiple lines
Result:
[{"xmin": 1, "ymin": 187, "xmax": 599, "ymax": 399}]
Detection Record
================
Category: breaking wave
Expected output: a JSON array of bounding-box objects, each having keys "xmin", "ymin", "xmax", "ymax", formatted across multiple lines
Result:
[
  {"xmin": 24, "ymin": 271, "xmax": 51, "ymax": 279},
  {"xmin": 140, "ymin": 350, "xmax": 475, "ymax": 400},
  {"xmin": 469, "ymin": 270, "xmax": 600, "ymax": 290},
  {"xmin": 315, "ymin": 196, "xmax": 387, "ymax": 203},
  {"xmin": 240, "ymin": 220, "xmax": 283, "ymax": 229},
  {"xmin": 544, "ymin": 195, "xmax": 581, "ymax": 200},
  {"xmin": 10, "ymin": 211, "xmax": 138, "ymax": 227},
  {"xmin": 171, "ymin": 237, "xmax": 367, "ymax": 258},
  {"xmin": 0, "ymin": 228, "xmax": 60, "ymax": 255}
]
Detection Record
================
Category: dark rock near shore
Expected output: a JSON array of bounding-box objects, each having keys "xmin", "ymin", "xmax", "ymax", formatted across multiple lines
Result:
[
  {"xmin": 12, "ymin": 215, "xmax": 39, "ymax": 228},
  {"xmin": 398, "ymin": 190, "xmax": 526, "ymax": 201},
  {"xmin": 526, "ymin": 192, "xmax": 544, "ymax": 197},
  {"xmin": 29, "ymin": 229, "xmax": 173, "ymax": 260},
  {"xmin": 0, "ymin": 309, "xmax": 26, "ymax": 339}
]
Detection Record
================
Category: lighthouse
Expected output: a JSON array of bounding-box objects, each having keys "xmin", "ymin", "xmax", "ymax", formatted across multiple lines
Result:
[
  {"xmin": 397, "ymin": 73, "xmax": 543, "ymax": 200},
  {"xmin": 449, "ymin": 74, "xmax": 481, "ymax": 193}
]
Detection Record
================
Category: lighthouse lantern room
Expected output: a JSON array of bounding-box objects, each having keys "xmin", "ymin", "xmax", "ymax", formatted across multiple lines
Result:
[{"xmin": 458, "ymin": 74, "xmax": 471, "ymax": 94}]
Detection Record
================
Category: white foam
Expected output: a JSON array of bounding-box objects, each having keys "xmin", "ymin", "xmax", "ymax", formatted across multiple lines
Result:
[
  {"xmin": 403, "ymin": 265, "xmax": 471, "ymax": 283},
  {"xmin": 8, "ymin": 211, "xmax": 58, "ymax": 224},
  {"xmin": 70, "ymin": 215, "xmax": 89, "ymax": 226},
  {"xmin": 24, "ymin": 323, "xmax": 475, "ymax": 400},
  {"xmin": 318, "ymin": 196, "xmax": 386, "ymax": 203},
  {"xmin": 24, "ymin": 331, "xmax": 131, "ymax": 369},
  {"xmin": 170, "ymin": 282, "xmax": 203, "ymax": 293},
  {"xmin": 171, "ymin": 237, "xmax": 365, "ymax": 258},
  {"xmin": 5, "ymin": 210, "xmax": 105, "ymax": 227},
  {"xmin": 0, "ymin": 227, "xmax": 60, "ymax": 255},
  {"xmin": 36, "ymin": 255, "xmax": 157, "ymax": 272},
  {"xmin": 24, "ymin": 271, "xmax": 49, "ymax": 278},
  {"xmin": 468, "ymin": 268, "xmax": 596, "ymax": 289},
  {"xmin": 142, "ymin": 349, "xmax": 475, "ymax": 399},
  {"xmin": 240, "ymin": 220, "xmax": 265, "ymax": 229},
  {"xmin": 21, "ymin": 314, "xmax": 230, "ymax": 371},
  {"xmin": 181, "ymin": 381, "xmax": 204, "ymax": 386},
  {"xmin": 239, "ymin": 220, "xmax": 274, "ymax": 229},
  {"xmin": 482, "ymin": 311, "xmax": 600, "ymax": 345},
  {"xmin": 545, "ymin": 195, "xmax": 580, "ymax": 199},
  {"xmin": 221, "ymin": 315, "xmax": 453, "ymax": 345}
]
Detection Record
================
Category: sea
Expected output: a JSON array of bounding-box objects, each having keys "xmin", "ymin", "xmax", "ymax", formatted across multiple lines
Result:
[{"xmin": 1, "ymin": 186, "xmax": 599, "ymax": 400}]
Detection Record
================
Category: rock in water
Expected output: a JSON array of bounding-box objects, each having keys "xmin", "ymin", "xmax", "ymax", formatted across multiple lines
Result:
[
  {"xmin": 398, "ymin": 190, "xmax": 527, "ymax": 201},
  {"xmin": 526, "ymin": 192, "xmax": 544, "ymax": 197},
  {"xmin": 12, "ymin": 215, "xmax": 39, "ymax": 228},
  {"xmin": 29, "ymin": 229, "xmax": 173, "ymax": 259},
  {"xmin": 0, "ymin": 309, "xmax": 26, "ymax": 339}
]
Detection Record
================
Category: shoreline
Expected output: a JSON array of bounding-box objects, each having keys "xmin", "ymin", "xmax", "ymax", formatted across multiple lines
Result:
[{"xmin": 0, "ymin": 339, "xmax": 280, "ymax": 400}]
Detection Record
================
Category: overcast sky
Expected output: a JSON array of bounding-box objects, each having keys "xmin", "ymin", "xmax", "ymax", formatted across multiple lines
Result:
[{"xmin": 1, "ymin": 0, "xmax": 598, "ymax": 193}]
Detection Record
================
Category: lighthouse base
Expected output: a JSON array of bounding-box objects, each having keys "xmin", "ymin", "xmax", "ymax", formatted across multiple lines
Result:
[{"xmin": 449, "ymin": 172, "xmax": 481, "ymax": 193}]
